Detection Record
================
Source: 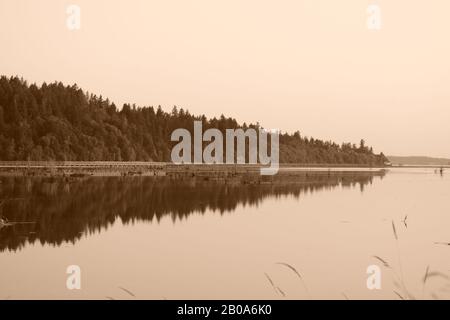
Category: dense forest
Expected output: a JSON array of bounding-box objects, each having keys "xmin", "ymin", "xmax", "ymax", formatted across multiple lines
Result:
[{"xmin": 0, "ymin": 76, "xmax": 387, "ymax": 165}]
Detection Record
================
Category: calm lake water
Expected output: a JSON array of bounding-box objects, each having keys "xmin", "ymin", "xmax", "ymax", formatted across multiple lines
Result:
[{"xmin": 0, "ymin": 168, "xmax": 449, "ymax": 300}]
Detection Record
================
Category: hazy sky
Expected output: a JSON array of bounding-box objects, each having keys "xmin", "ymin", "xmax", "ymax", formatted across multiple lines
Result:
[{"xmin": 1, "ymin": 0, "xmax": 449, "ymax": 157}]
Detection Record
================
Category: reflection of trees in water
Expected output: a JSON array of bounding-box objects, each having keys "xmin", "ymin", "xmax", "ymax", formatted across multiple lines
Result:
[{"xmin": 0, "ymin": 171, "xmax": 384, "ymax": 252}]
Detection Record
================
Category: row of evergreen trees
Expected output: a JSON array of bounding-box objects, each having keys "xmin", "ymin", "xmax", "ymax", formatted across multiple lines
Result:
[{"xmin": 0, "ymin": 76, "xmax": 387, "ymax": 164}]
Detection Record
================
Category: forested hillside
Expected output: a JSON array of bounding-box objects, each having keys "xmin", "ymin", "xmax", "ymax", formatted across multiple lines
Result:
[{"xmin": 0, "ymin": 76, "xmax": 387, "ymax": 165}]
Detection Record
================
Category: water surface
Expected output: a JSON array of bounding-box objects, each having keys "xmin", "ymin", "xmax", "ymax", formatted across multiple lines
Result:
[{"xmin": 0, "ymin": 168, "xmax": 449, "ymax": 299}]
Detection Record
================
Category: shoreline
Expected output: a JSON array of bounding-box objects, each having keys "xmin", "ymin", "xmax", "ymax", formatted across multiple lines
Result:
[{"xmin": 0, "ymin": 161, "xmax": 389, "ymax": 178}]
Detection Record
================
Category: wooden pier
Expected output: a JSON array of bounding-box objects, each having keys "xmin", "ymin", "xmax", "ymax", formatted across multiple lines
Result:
[{"xmin": 0, "ymin": 161, "xmax": 386, "ymax": 179}]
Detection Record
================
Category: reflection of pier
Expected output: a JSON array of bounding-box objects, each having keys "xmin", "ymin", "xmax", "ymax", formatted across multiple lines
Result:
[{"xmin": 165, "ymin": 164, "xmax": 386, "ymax": 183}]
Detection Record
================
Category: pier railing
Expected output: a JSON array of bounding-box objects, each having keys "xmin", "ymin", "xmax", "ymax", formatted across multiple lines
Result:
[{"xmin": 0, "ymin": 161, "xmax": 167, "ymax": 168}]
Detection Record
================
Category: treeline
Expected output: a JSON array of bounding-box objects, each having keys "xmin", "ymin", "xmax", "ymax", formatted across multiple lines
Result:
[{"xmin": 0, "ymin": 76, "xmax": 387, "ymax": 165}]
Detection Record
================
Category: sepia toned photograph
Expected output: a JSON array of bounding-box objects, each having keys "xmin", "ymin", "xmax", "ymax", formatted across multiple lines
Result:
[{"xmin": 0, "ymin": 0, "xmax": 450, "ymax": 312}]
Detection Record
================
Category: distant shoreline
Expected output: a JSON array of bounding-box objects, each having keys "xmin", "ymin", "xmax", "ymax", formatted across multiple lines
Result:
[
  {"xmin": 388, "ymin": 155, "xmax": 450, "ymax": 167},
  {"xmin": 390, "ymin": 164, "xmax": 450, "ymax": 168}
]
